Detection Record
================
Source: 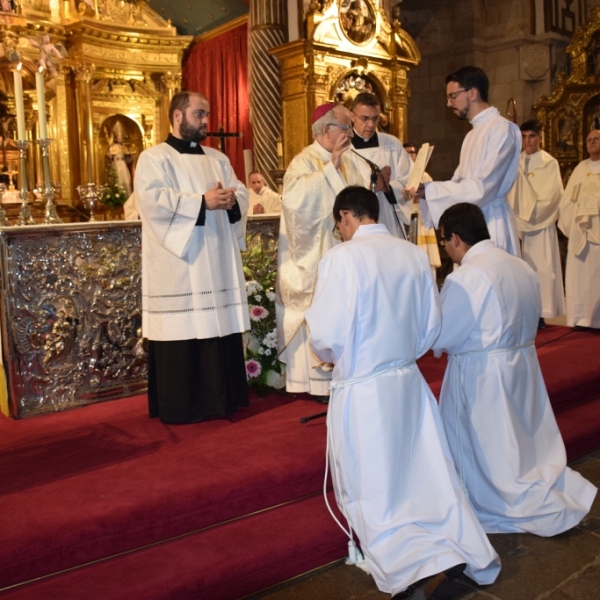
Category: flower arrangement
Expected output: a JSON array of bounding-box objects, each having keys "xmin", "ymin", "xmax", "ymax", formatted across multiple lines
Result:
[
  {"xmin": 243, "ymin": 240, "xmax": 285, "ymax": 393},
  {"xmin": 100, "ymin": 168, "xmax": 128, "ymax": 208}
]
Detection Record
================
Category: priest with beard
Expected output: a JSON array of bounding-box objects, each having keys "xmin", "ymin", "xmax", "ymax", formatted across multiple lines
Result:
[{"xmin": 135, "ymin": 91, "xmax": 250, "ymax": 424}]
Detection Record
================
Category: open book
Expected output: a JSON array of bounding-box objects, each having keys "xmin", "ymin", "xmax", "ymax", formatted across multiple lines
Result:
[{"xmin": 406, "ymin": 143, "xmax": 434, "ymax": 190}]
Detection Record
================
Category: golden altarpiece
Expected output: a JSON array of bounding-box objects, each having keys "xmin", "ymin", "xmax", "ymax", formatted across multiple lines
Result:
[
  {"xmin": 534, "ymin": 5, "xmax": 600, "ymax": 182},
  {"xmin": 0, "ymin": 0, "xmax": 190, "ymax": 418},
  {"xmin": 271, "ymin": 0, "xmax": 420, "ymax": 166}
]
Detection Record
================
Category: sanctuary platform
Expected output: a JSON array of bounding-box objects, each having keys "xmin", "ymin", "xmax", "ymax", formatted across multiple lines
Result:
[{"xmin": 0, "ymin": 325, "xmax": 598, "ymax": 599}]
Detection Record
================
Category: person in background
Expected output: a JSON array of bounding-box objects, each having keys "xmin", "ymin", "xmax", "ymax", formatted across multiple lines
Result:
[
  {"xmin": 247, "ymin": 171, "xmax": 281, "ymax": 215},
  {"xmin": 558, "ymin": 129, "xmax": 600, "ymax": 330},
  {"xmin": 508, "ymin": 119, "xmax": 564, "ymax": 328}
]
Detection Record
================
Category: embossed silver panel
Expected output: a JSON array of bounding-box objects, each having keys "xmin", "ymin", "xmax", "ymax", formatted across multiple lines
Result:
[{"xmin": 0, "ymin": 222, "xmax": 147, "ymax": 418}]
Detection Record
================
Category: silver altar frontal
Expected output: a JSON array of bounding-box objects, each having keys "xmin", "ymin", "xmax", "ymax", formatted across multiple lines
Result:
[{"xmin": 0, "ymin": 221, "xmax": 146, "ymax": 418}]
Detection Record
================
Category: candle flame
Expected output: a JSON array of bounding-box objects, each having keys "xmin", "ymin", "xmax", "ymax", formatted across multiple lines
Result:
[
  {"xmin": 17, "ymin": 62, "xmax": 22, "ymax": 71},
  {"xmin": 38, "ymin": 66, "xmax": 44, "ymax": 74}
]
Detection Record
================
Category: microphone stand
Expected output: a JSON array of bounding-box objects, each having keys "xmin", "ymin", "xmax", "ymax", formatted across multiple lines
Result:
[{"xmin": 351, "ymin": 149, "xmax": 407, "ymax": 240}]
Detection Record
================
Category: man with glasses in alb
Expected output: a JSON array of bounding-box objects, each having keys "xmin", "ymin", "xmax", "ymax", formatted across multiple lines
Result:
[{"xmin": 412, "ymin": 66, "xmax": 522, "ymax": 256}]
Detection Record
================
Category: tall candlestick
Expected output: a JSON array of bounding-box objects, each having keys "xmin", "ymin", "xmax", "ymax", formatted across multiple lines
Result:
[
  {"xmin": 35, "ymin": 67, "xmax": 48, "ymax": 139},
  {"xmin": 13, "ymin": 64, "xmax": 26, "ymax": 141}
]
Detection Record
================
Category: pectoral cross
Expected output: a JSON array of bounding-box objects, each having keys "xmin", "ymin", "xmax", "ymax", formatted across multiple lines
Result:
[{"xmin": 205, "ymin": 126, "xmax": 242, "ymax": 156}]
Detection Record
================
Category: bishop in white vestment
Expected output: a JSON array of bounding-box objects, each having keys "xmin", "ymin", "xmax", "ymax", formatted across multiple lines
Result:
[
  {"xmin": 433, "ymin": 203, "xmax": 597, "ymax": 537},
  {"xmin": 136, "ymin": 92, "xmax": 250, "ymax": 423},
  {"xmin": 508, "ymin": 120, "xmax": 564, "ymax": 321},
  {"xmin": 306, "ymin": 187, "xmax": 500, "ymax": 599},
  {"xmin": 415, "ymin": 67, "xmax": 521, "ymax": 256},
  {"xmin": 558, "ymin": 130, "xmax": 600, "ymax": 329},
  {"xmin": 276, "ymin": 103, "xmax": 364, "ymax": 395}
]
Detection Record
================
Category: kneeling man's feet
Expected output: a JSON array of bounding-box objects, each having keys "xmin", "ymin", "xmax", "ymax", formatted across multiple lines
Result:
[
  {"xmin": 538, "ymin": 318, "xmax": 546, "ymax": 330},
  {"xmin": 391, "ymin": 563, "xmax": 466, "ymax": 600},
  {"xmin": 313, "ymin": 395, "xmax": 330, "ymax": 404}
]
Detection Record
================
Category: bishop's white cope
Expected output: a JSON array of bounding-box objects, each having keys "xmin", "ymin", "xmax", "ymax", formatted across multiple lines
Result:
[
  {"xmin": 276, "ymin": 141, "xmax": 364, "ymax": 394},
  {"xmin": 423, "ymin": 106, "xmax": 521, "ymax": 256},
  {"xmin": 508, "ymin": 149, "xmax": 565, "ymax": 318},
  {"xmin": 136, "ymin": 142, "xmax": 250, "ymax": 341},
  {"xmin": 306, "ymin": 225, "xmax": 501, "ymax": 596},
  {"xmin": 433, "ymin": 240, "xmax": 597, "ymax": 536},
  {"xmin": 558, "ymin": 158, "xmax": 600, "ymax": 328}
]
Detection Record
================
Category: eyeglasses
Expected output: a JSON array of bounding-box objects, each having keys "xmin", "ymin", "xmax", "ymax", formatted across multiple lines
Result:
[
  {"xmin": 588, "ymin": 137, "xmax": 600, "ymax": 143},
  {"xmin": 327, "ymin": 123, "xmax": 352, "ymax": 131},
  {"xmin": 332, "ymin": 220, "xmax": 342, "ymax": 241},
  {"xmin": 356, "ymin": 115, "xmax": 380, "ymax": 124},
  {"xmin": 439, "ymin": 235, "xmax": 453, "ymax": 247},
  {"xmin": 446, "ymin": 89, "xmax": 469, "ymax": 102}
]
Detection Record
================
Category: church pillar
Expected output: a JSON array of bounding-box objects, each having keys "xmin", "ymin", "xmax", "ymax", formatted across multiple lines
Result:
[
  {"xmin": 73, "ymin": 62, "xmax": 97, "ymax": 184},
  {"xmin": 249, "ymin": 0, "xmax": 287, "ymax": 189},
  {"xmin": 160, "ymin": 72, "xmax": 181, "ymax": 142}
]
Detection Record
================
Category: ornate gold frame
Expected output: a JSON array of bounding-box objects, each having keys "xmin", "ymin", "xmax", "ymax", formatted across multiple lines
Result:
[
  {"xmin": 534, "ymin": 5, "xmax": 600, "ymax": 182},
  {"xmin": 270, "ymin": 0, "xmax": 420, "ymax": 166}
]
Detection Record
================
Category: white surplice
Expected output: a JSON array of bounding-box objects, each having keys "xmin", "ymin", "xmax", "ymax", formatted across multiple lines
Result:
[
  {"xmin": 508, "ymin": 150, "xmax": 565, "ymax": 317},
  {"xmin": 276, "ymin": 141, "xmax": 364, "ymax": 394},
  {"xmin": 135, "ymin": 142, "xmax": 250, "ymax": 341},
  {"xmin": 348, "ymin": 132, "xmax": 412, "ymax": 237},
  {"xmin": 558, "ymin": 158, "xmax": 600, "ymax": 328},
  {"xmin": 423, "ymin": 107, "xmax": 521, "ymax": 256},
  {"xmin": 305, "ymin": 225, "xmax": 501, "ymax": 596},
  {"xmin": 433, "ymin": 240, "xmax": 597, "ymax": 536},
  {"xmin": 248, "ymin": 186, "xmax": 281, "ymax": 215}
]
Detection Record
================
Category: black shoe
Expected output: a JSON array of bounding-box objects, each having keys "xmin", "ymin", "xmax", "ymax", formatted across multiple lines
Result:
[
  {"xmin": 313, "ymin": 395, "xmax": 330, "ymax": 404},
  {"xmin": 538, "ymin": 318, "xmax": 546, "ymax": 329},
  {"xmin": 574, "ymin": 325, "xmax": 590, "ymax": 332},
  {"xmin": 391, "ymin": 563, "xmax": 466, "ymax": 600}
]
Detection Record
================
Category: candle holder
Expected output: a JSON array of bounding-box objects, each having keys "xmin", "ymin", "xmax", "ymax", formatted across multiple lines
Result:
[
  {"xmin": 77, "ymin": 182, "xmax": 101, "ymax": 222},
  {"xmin": 0, "ymin": 183, "xmax": 9, "ymax": 227},
  {"xmin": 15, "ymin": 140, "xmax": 35, "ymax": 226},
  {"xmin": 36, "ymin": 139, "xmax": 63, "ymax": 224}
]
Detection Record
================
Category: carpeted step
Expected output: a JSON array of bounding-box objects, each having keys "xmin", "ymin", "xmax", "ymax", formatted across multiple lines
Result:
[
  {"xmin": 0, "ymin": 491, "xmax": 348, "ymax": 600},
  {"xmin": 0, "ymin": 394, "xmax": 330, "ymax": 589},
  {"xmin": 556, "ymin": 395, "xmax": 600, "ymax": 461}
]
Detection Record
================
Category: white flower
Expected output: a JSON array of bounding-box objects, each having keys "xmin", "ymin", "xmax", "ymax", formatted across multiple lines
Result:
[
  {"xmin": 254, "ymin": 294, "xmax": 263, "ymax": 303},
  {"xmin": 263, "ymin": 331, "xmax": 277, "ymax": 349},
  {"xmin": 266, "ymin": 291, "xmax": 276, "ymax": 302},
  {"xmin": 246, "ymin": 281, "xmax": 261, "ymax": 296}
]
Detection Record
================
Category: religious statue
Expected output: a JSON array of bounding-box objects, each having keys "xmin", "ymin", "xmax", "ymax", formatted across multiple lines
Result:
[
  {"xmin": 0, "ymin": 0, "xmax": 15, "ymax": 13},
  {"xmin": 28, "ymin": 35, "xmax": 69, "ymax": 78},
  {"xmin": 105, "ymin": 120, "xmax": 134, "ymax": 196},
  {"xmin": 340, "ymin": 0, "xmax": 375, "ymax": 44},
  {"xmin": 0, "ymin": 105, "xmax": 19, "ymax": 187}
]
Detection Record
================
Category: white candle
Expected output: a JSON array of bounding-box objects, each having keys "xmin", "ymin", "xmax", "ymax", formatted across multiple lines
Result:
[
  {"xmin": 36, "ymin": 67, "xmax": 48, "ymax": 139},
  {"xmin": 13, "ymin": 64, "xmax": 26, "ymax": 141},
  {"xmin": 276, "ymin": 140, "xmax": 283, "ymax": 158}
]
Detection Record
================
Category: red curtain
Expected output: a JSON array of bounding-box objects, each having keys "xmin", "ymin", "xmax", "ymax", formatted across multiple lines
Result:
[{"xmin": 182, "ymin": 23, "xmax": 252, "ymax": 182}]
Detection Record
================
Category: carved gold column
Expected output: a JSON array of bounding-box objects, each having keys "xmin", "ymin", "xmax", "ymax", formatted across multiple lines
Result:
[
  {"xmin": 250, "ymin": 0, "xmax": 287, "ymax": 188},
  {"xmin": 52, "ymin": 67, "xmax": 73, "ymax": 203},
  {"xmin": 73, "ymin": 62, "xmax": 97, "ymax": 184},
  {"xmin": 389, "ymin": 15, "xmax": 409, "ymax": 142},
  {"xmin": 160, "ymin": 72, "xmax": 181, "ymax": 142}
]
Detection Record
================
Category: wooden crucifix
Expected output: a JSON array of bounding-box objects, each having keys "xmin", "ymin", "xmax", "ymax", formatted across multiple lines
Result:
[{"xmin": 205, "ymin": 126, "xmax": 242, "ymax": 156}]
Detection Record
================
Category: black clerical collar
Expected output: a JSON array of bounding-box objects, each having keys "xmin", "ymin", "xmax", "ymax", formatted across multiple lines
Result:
[
  {"xmin": 166, "ymin": 134, "xmax": 205, "ymax": 154},
  {"xmin": 351, "ymin": 131, "xmax": 379, "ymax": 149}
]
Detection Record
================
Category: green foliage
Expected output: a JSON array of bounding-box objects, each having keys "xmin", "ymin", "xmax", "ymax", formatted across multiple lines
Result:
[
  {"xmin": 243, "ymin": 237, "xmax": 284, "ymax": 393},
  {"xmin": 101, "ymin": 169, "xmax": 128, "ymax": 208}
]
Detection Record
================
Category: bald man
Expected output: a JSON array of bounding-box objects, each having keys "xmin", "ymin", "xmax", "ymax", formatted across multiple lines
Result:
[{"xmin": 558, "ymin": 129, "xmax": 600, "ymax": 329}]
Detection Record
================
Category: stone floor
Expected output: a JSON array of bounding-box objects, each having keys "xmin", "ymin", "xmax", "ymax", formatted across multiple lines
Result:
[{"xmin": 248, "ymin": 449, "xmax": 600, "ymax": 600}]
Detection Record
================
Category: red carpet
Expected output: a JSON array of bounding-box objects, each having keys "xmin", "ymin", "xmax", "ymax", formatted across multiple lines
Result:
[{"xmin": 0, "ymin": 325, "xmax": 598, "ymax": 599}]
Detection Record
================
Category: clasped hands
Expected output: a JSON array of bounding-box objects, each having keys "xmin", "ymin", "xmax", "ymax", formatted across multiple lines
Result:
[{"xmin": 204, "ymin": 182, "xmax": 237, "ymax": 211}]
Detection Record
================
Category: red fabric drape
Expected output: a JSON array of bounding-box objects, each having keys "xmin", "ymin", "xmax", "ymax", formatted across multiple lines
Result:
[{"xmin": 183, "ymin": 23, "xmax": 252, "ymax": 182}]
